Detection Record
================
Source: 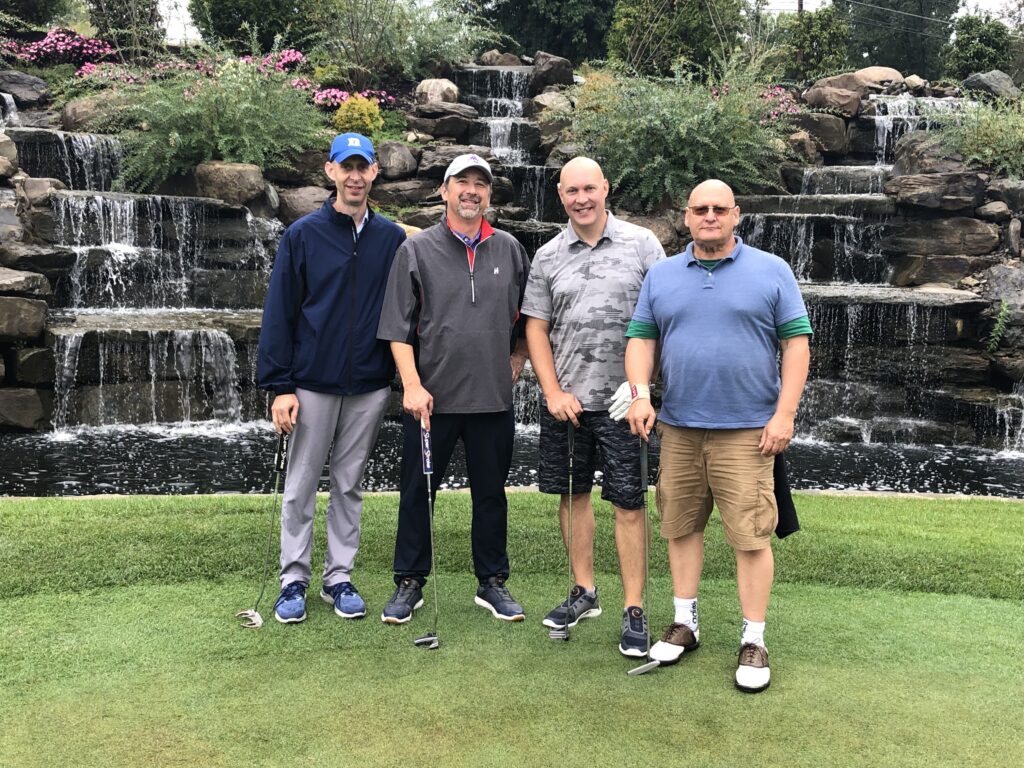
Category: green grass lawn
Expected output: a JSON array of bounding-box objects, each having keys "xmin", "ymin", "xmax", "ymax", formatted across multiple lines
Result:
[{"xmin": 2, "ymin": 491, "xmax": 1023, "ymax": 768}]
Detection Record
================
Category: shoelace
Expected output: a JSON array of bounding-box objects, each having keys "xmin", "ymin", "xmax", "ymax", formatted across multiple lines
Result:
[
  {"xmin": 280, "ymin": 583, "xmax": 305, "ymax": 601},
  {"xmin": 739, "ymin": 643, "xmax": 764, "ymax": 665},
  {"xmin": 337, "ymin": 582, "xmax": 358, "ymax": 597},
  {"xmin": 395, "ymin": 579, "xmax": 419, "ymax": 599}
]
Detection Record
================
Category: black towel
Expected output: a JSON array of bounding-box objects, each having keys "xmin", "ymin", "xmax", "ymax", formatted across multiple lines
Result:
[{"xmin": 774, "ymin": 452, "xmax": 800, "ymax": 539}]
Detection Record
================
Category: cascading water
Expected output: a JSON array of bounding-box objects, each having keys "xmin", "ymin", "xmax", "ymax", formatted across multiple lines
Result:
[
  {"xmin": 800, "ymin": 166, "xmax": 892, "ymax": 195},
  {"xmin": 0, "ymin": 92, "xmax": 20, "ymax": 127},
  {"xmin": 7, "ymin": 128, "xmax": 121, "ymax": 191},
  {"xmin": 869, "ymin": 94, "xmax": 964, "ymax": 164}
]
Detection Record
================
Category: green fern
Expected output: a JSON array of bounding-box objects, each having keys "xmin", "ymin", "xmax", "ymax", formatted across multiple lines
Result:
[{"xmin": 986, "ymin": 300, "xmax": 1011, "ymax": 354}]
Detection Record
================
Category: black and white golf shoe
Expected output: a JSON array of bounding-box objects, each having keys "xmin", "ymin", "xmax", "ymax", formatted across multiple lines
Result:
[
  {"xmin": 542, "ymin": 585, "xmax": 602, "ymax": 629},
  {"xmin": 381, "ymin": 577, "xmax": 424, "ymax": 624},
  {"xmin": 618, "ymin": 605, "xmax": 650, "ymax": 658},
  {"xmin": 474, "ymin": 576, "xmax": 525, "ymax": 621}
]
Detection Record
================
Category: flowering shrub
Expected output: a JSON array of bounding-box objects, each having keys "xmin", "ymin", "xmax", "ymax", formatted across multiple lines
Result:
[
  {"xmin": 10, "ymin": 28, "xmax": 114, "ymax": 66},
  {"xmin": 758, "ymin": 86, "xmax": 803, "ymax": 123},
  {"xmin": 332, "ymin": 95, "xmax": 384, "ymax": 135},
  {"xmin": 313, "ymin": 88, "xmax": 395, "ymax": 110}
]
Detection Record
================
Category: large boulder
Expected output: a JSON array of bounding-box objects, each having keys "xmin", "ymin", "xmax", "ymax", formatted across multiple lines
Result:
[
  {"xmin": 0, "ymin": 266, "xmax": 51, "ymax": 296},
  {"xmin": 975, "ymin": 201, "xmax": 1012, "ymax": 222},
  {"xmin": 402, "ymin": 204, "xmax": 446, "ymax": 229},
  {"xmin": 529, "ymin": 51, "xmax": 573, "ymax": 96},
  {"xmin": 802, "ymin": 86, "xmax": 861, "ymax": 117},
  {"xmin": 479, "ymin": 50, "xmax": 522, "ymax": 66},
  {"xmin": 810, "ymin": 67, "xmax": 903, "ymax": 98},
  {"xmin": 194, "ymin": 162, "xmax": 266, "ymax": 205},
  {"xmin": 12, "ymin": 347, "xmax": 54, "ymax": 385},
  {"xmin": 525, "ymin": 91, "xmax": 572, "ymax": 118},
  {"xmin": 0, "ymin": 296, "xmax": 47, "ymax": 340},
  {"xmin": 191, "ymin": 269, "xmax": 268, "ymax": 309},
  {"xmin": 17, "ymin": 177, "xmax": 67, "ymax": 208},
  {"xmin": 371, "ymin": 179, "xmax": 439, "ymax": 207},
  {"xmin": 986, "ymin": 179, "xmax": 1024, "ymax": 213},
  {"xmin": 962, "ymin": 70, "xmax": 1020, "ymax": 100},
  {"xmin": 61, "ymin": 91, "xmax": 131, "ymax": 131},
  {"xmin": 791, "ymin": 112, "xmax": 848, "ymax": 155},
  {"xmin": 614, "ymin": 211, "xmax": 681, "ymax": 253},
  {"xmin": 883, "ymin": 172, "xmax": 988, "ymax": 211},
  {"xmin": 544, "ymin": 142, "xmax": 581, "ymax": 170},
  {"xmin": 854, "ymin": 66, "xmax": 904, "ymax": 89},
  {"xmin": 407, "ymin": 101, "xmax": 481, "ymax": 142},
  {"xmin": 892, "ymin": 131, "xmax": 966, "ymax": 176},
  {"xmin": 0, "ymin": 388, "xmax": 50, "ymax": 430},
  {"xmin": 787, "ymin": 132, "xmax": 822, "ymax": 165},
  {"xmin": 377, "ymin": 141, "xmax": 420, "ymax": 180},
  {"xmin": 888, "ymin": 254, "xmax": 998, "ymax": 287},
  {"xmin": 277, "ymin": 186, "xmax": 331, "ymax": 226},
  {"xmin": 883, "ymin": 217, "xmax": 1001, "ymax": 256},
  {"xmin": 0, "ymin": 70, "xmax": 52, "ymax": 108},
  {"xmin": 0, "ymin": 132, "xmax": 17, "ymax": 165},
  {"xmin": 417, "ymin": 145, "xmax": 498, "ymax": 178},
  {"xmin": 264, "ymin": 149, "xmax": 331, "ymax": 188},
  {"xmin": 414, "ymin": 78, "xmax": 459, "ymax": 104}
]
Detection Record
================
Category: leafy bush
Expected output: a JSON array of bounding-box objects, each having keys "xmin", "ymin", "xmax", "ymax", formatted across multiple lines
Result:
[
  {"xmin": 0, "ymin": 0, "xmax": 71, "ymax": 27},
  {"xmin": 305, "ymin": 0, "xmax": 501, "ymax": 88},
  {"xmin": 777, "ymin": 5, "xmax": 850, "ymax": 83},
  {"xmin": 942, "ymin": 14, "xmax": 1012, "ymax": 81},
  {"xmin": 571, "ymin": 65, "xmax": 791, "ymax": 211},
  {"xmin": 7, "ymin": 27, "xmax": 114, "ymax": 65},
  {"xmin": 112, "ymin": 58, "xmax": 327, "ymax": 191},
  {"xmin": 933, "ymin": 98, "xmax": 1024, "ymax": 179},
  {"xmin": 605, "ymin": 0, "xmax": 744, "ymax": 76},
  {"xmin": 85, "ymin": 0, "xmax": 164, "ymax": 60},
  {"xmin": 331, "ymin": 94, "xmax": 383, "ymax": 135},
  {"xmin": 188, "ymin": 0, "xmax": 311, "ymax": 54}
]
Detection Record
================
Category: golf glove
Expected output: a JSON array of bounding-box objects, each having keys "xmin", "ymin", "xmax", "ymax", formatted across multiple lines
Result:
[{"xmin": 608, "ymin": 382, "xmax": 650, "ymax": 421}]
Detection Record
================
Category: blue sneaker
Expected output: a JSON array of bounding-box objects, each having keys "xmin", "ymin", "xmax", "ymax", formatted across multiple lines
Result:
[
  {"xmin": 274, "ymin": 581, "xmax": 307, "ymax": 624},
  {"xmin": 321, "ymin": 581, "xmax": 366, "ymax": 619}
]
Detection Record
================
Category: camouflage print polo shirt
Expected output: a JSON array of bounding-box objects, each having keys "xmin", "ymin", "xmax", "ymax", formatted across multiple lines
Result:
[{"xmin": 522, "ymin": 212, "xmax": 666, "ymax": 411}]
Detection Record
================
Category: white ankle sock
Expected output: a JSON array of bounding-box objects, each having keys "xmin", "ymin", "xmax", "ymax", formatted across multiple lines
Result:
[
  {"xmin": 741, "ymin": 618, "xmax": 766, "ymax": 648},
  {"xmin": 673, "ymin": 596, "xmax": 698, "ymax": 629}
]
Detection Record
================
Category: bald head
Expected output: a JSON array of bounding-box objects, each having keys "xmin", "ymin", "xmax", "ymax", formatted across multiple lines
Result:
[
  {"xmin": 684, "ymin": 178, "xmax": 740, "ymax": 256},
  {"xmin": 559, "ymin": 156, "xmax": 605, "ymax": 185},
  {"xmin": 558, "ymin": 156, "xmax": 610, "ymax": 240},
  {"xmin": 687, "ymin": 179, "xmax": 735, "ymax": 207}
]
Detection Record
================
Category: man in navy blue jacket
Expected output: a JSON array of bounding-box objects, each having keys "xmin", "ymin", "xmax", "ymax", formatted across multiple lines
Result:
[{"xmin": 258, "ymin": 133, "xmax": 406, "ymax": 624}]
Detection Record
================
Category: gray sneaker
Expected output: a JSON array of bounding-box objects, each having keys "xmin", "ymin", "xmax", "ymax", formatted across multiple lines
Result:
[
  {"xmin": 618, "ymin": 605, "xmax": 650, "ymax": 658},
  {"xmin": 541, "ymin": 585, "xmax": 602, "ymax": 629}
]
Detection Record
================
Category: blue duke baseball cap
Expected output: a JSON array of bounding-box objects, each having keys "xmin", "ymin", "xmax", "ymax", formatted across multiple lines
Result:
[{"xmin": 330, "ymin": 133, "xmax": 375, "ymax": 163}]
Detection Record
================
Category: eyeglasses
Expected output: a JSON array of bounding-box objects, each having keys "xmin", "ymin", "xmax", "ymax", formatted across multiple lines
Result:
[{"xmin": 688, "ymin": 205, "xmax": 735, "ymax": 217}]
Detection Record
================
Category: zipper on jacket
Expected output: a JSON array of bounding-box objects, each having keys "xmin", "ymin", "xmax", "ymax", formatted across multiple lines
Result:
[{"xmin": 346, "ymin": 221, "xmax": 358, "ymax": 389}]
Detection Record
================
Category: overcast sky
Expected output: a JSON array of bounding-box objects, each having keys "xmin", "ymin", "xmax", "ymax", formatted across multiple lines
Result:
[{"xmin": 763, "ymin": 0, "xmax": 1007, "ymax": 13}]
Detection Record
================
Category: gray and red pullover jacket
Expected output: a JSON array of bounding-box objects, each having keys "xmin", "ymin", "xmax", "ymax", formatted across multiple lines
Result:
[{"xmin": 376, "ymin": 218, "xmax": 530, "ymax": 414}]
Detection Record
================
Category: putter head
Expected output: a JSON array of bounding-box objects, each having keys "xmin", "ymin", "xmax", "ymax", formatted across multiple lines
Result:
[
  {"xmin": 547, "ymin": 625, "xmax": 570, "ymax": 641},
  {"xmin": 413, "ymin": 632, "xmax": 439, "ymax": 649},
  {"xmin": 627, "ymin": 660, "xmax": 660, "ymax": 677},
  {"xmin": 236, "ymin": 608, "xmax": 264, "ymax": 629}
]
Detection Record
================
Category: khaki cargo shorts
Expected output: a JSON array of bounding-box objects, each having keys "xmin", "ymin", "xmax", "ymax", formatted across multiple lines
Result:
[{"xmin": 655, "ymin": 424, "xmax": 777, "ymax": 551}]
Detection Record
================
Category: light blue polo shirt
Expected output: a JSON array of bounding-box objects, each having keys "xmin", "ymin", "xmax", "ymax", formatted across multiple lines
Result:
[{"xmin": 628, "ymin": 237, "xmax": 808, "ymax": 429}]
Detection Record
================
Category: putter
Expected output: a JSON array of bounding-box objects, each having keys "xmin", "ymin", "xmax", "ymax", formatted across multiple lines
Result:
[
  {"xmin": 628, "ymin": 437, "xmax": 660, "ymax": 676},
  {"xmin": 236, "ymin": 430, "xmax": 289, "ymax": 629},
  {"xmin": 548, "ymin": 422, "xmax": 576, "ymax": 642},
  {"xmin": 413, "ymin": 417, "xmax": 440, "ymax": 650}
]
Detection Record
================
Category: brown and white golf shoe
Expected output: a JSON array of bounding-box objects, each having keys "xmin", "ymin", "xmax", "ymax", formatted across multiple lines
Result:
[
  {"xmin": 648, "ymin": 622, "xmax": 700, "ymax": 665},
  {"xmin": 735, "ymin": 643, "xmax": 771, "ymax": 693}
]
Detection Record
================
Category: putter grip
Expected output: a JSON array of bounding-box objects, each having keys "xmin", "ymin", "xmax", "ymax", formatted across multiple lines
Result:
[
  {"xmin": 420, "ymin": 419, "xmax": 433, "ymax": 475},
  {"xmin": 274, "ymin": 432, "xmax": 288, "ymax": 473},
  {"xmin": 639, "ymin": 439, "xmax": 648, "ymax": 492}
]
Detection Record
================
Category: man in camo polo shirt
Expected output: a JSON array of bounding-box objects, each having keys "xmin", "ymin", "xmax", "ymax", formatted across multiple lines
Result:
[{"xmin": 522, "ymin": 156, "xmax": 666, "ymax": 657}]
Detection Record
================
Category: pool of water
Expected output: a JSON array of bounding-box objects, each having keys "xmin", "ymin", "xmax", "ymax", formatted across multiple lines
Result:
[{"xmin": 2, "ymin": 422, "xmax": 1023, "ymax": 498}]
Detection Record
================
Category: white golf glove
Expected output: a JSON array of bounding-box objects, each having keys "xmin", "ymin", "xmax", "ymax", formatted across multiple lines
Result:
[{"xmin": 608, "ymin": 381, "xmax": 650, "ymax": 421}]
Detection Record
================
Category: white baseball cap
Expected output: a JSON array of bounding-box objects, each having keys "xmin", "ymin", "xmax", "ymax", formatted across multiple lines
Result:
[{"xmin": 443, "ymin": 153, "xmax": 493, "ymax": 184}]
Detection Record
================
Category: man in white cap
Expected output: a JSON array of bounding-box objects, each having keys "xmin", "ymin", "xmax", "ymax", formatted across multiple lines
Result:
[{"xmin": 377, "ymin": 153, "xmax": 532, "ymax": 623}]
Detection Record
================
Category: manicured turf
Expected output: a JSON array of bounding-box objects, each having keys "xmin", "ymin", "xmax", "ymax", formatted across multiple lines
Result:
[{"xmin": 2, "ymin": 491, "xmax": 1022, "ymax": 767}]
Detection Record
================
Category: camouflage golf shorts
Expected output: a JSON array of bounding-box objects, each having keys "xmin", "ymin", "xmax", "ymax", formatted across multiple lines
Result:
[{"xmin": 538, "ymin": 408, "xmax": 644, "ymax": 510}]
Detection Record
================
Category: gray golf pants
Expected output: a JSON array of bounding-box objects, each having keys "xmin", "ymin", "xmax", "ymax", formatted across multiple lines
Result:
[{"xmin": 279, "ymin": 386, "xmax": 390, "ymax": 587}]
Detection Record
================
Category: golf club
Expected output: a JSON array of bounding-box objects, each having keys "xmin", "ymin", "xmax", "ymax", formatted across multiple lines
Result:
[
  {"xmin": 628, "ymin": 436, "xmax": 659, "ymax": 676},
  {"xmin": 548, "ymin": 422, "xmax": 576, "ymax": 641},
  {"xmin": 413, "ymin": 417, "xmax": 440, "ymax": 650},
  {"xmin": 236, "ymin": 430, "xmax": 289, "ymax": 629}
]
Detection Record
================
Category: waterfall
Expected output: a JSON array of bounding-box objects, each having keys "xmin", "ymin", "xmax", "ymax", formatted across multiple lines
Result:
[
  {"xmin": 52, "ymin": 332, "xmax": 85, "ymax": 430},
  {"xmin": 476, "ymin": 69, "xmax": 531, "ymax": 165},
  {"xmin": 0, "ymin": 93, "xmax": 20, "ymax": 127},
  {"xmin": 869, "ymin": 94, "xmax": 964, "ymax": 164},
  {"xmin": 995, "ymin": 381, "xmax": 1024, "ymax": 453},
  {"xmin": 800, "ymin": 166, "xmax": 891, "ymax": 195},
  {"xmin": 8, "ymin": 129, "xmax": 121, "ymax": 190}
]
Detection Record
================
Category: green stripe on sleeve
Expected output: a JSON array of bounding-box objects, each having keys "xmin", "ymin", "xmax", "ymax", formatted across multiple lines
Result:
[
  {"xmin": 626, "ymin": 320, "xmax": 660, "ymax": 339},
  {"xmin": 777, "ymin": 315, "xmax": 813, "ymax": 340}
]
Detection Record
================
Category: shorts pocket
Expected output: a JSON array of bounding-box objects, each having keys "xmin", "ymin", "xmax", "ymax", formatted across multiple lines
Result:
[{"xmin": 753, "ymin": 478, "xmax": 777, "ymax": 538}]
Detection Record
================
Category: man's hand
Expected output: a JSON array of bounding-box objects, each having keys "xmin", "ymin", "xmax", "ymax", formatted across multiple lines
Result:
[
  {"xmin": 510, "ymin": 351, "xmax": 528, "ymax": 384},
  {"xmin": 626, "ymin": 397, "xmax": 656, "ymax": 441},
  {"xmin": 759, "ymin": 412, "xmax": 794, "ymax": 456},
  {"xmin": 546, "ymin": 389, "xmax": 582, "ymax": 426},
  {"xmin": 271, "ymin": 394, "xmax": 299, "ymax": 434},
  {"xmin": 403, "ymin": 382, "xmax": 434, "ymax": 429}
]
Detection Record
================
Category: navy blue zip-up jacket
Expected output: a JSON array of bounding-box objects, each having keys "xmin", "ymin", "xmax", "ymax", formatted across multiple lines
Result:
[{"xmin": 257, "ymin": 196, "xmax": 406, "ymax": 395}]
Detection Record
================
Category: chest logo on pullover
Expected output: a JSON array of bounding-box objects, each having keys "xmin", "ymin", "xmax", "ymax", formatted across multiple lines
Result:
[{"xmin": 493, "ymin": 267, "xmax": 500, "ymax": 275}]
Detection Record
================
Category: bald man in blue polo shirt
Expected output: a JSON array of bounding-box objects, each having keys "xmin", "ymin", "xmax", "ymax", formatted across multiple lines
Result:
[{"xmin": 623, "ymin": 179, "xmax": 811, "ymax": 693}]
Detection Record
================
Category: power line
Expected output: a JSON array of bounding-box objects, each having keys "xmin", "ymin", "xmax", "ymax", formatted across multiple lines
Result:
[
  {"xmin": 846, "ymin": 13, "xmax": 954, "ymax": 41},
  {"xmin": 840, "ymin": 0, "xmax": 954, "ymax": 27}
]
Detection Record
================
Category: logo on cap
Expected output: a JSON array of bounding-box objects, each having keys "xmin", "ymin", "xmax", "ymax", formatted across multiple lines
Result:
[{"xmin": 348, "ymin": 137, "xmax": 360, "ymax": 147}]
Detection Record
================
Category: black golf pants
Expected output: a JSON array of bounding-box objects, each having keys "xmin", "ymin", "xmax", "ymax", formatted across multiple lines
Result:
[{"xmin": 393, "ymin": 410, "xmax": 515, "ymax": 586}]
